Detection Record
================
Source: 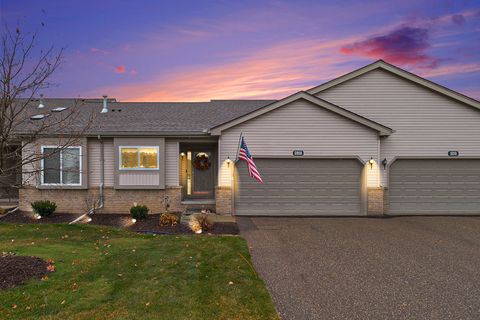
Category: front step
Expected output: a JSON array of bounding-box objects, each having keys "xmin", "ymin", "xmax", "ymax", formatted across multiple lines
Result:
[{"xmin": 181, "ymin": 199, "xmax": 216, "ymax": 213}]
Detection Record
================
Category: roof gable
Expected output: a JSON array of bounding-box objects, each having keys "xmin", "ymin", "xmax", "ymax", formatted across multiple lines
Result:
[
  {"xmin": 210, "ymin": 91, "xmax": 393, "ymax": 136},
  {"xmin": 307, "ymin": 60, "xmax": 480, "ymax": 111}
]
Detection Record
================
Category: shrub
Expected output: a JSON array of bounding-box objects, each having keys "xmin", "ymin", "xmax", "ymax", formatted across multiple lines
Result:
[
  {"xmin": 31, "ymin": 200, "xmax": 57, "ymax": 217},
  {"xmin": 189, "ymin": 213, "xmax": 214, "ymax": 233},
  {"xmin": 160, "ymin": 212, "xmax": 179, "ymax": 226},
  {"xmin": 130, "ymin": 205, "xmax": 149, "ymax": 219}
]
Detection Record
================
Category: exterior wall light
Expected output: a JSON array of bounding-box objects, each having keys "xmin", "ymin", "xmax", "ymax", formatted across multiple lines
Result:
[
  {"xmin": 369, "ymin": 157, "xmax": 375, "ymax": 169},
  {"xmin": 226, "ymin": 156, "xmax": 231, "ymax": 168},
  {"xmin": 382, "ymin": 158, "xmax": 388, "ymax": 170},
  {"xmin": 180, "ymin": 152, "xmax": 185, "ymax": 157}
]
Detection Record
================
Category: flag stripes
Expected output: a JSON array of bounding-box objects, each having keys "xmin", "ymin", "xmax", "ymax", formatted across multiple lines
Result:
[{"xmin": 237, "ymin": 136, "xmax": 264, "ymax": 183}]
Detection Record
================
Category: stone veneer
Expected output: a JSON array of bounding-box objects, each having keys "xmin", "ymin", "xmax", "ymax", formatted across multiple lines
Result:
[
  {"xmin": 215, "ymin": 186, "xmax": 232, "ymax": 215},
  {"xmin": 367, "ymin": 187, "xmax": 385, "ymax": 216},
  {"xmin": 19, "ymin": 186, "xmax": 185, "ymax": 214}
]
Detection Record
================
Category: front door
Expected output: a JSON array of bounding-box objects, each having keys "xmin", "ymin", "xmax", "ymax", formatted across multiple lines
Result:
[{"xmin": 182, "ymin": 146, "xmax": 216, "ymax": 199}]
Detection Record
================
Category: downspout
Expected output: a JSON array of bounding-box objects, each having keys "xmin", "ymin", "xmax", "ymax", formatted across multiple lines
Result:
[
  {"xmin": 69, "ymin": 135, "xmax": 104, "ymax": 224},
  {"xmin": 97, "ymin": 135, "xmax": 105, "ymax": 211}
]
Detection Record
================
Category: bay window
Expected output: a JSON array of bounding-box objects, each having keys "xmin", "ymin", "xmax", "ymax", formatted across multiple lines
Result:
[
  {"xmin": 120, "ymin": 146, "xmax": 159, "ymax": 170},
  {"xmin": 41, "ymin": 146, "xmax": 81, "ymax": 185}
]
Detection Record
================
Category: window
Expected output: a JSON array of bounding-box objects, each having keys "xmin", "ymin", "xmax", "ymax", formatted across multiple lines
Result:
[
  {"xmin": 41, "ymin": 147, "xmax": 81, "ymax": 185},
  {"xmin": 120, "ymin": 146, "xmax": 159, "ymax": 170}
]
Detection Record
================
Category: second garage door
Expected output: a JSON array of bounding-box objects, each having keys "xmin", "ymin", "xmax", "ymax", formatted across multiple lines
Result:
[
  {"xmin": 389, "ymin": 159, "xmax": 480, "ymax": 215},
  {"xmin": 235, "ymin": 158, "xmax": 363, "ymax": 216}
]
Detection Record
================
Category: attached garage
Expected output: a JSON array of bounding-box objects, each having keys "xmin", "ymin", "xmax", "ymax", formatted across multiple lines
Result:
[
  {"xmin": 235, "ymin": 158, "xmax": 364, "ymax": 216},
  {"xmin": 389, "ymin": 159, "xmax": 480, "ymax": 215}
]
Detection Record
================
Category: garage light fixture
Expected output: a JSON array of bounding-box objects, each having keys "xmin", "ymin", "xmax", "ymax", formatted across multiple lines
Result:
[
  {"xmin": 226, "ymin": 156, "xmax": 231, "ymax": 168},
  {"xmin": 382, "ymin": 158, "xmax": 388, "ymax": 170},
  {"xmin": 369, "ymin": 157, "xmax": 375, "ymax": 169}
]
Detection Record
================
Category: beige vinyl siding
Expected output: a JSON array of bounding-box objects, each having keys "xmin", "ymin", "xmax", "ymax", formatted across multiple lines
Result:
[
  {"xmin": 88, "ymin": 138, "xmax": 114, "ymax": 188},
  {"xmin": 22, "ymin": 137, "xmax": 88, "ymax": 189},
  {"xmin": 316, "ymin": 69, "xmax": 480, "ymax": 186},
  {"xmin": 165, "ymin": 139, "xmax": 180, "ymax": 186},
  {"xmin": 219, "ymin": 99, "xmax": 379, "ymax": 186}
]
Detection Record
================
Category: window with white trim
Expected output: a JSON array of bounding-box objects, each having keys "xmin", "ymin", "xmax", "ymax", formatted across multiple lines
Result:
[
  {"xmin": 41, "ymin": 146, "xmax": 82, "ymax": 185},
  {"xmin": 119, "ymin": 146, "xmax": 159, "ymax": 170}
]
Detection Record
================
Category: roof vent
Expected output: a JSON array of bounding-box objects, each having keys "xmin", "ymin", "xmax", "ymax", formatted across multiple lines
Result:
[
  {"xmin": 30, "ymin": 114, "xmax": 49, "ymax": 120},
  {"xmin": 52, "ymin": 107, "xmax": 68, "ymax": 112},
  {"xmin": 101, "ymin": 95, "xmax": 108, "ymax": 113},
  {"xmin": 38, "ymin": 94, "xmax": 45, "ymax": 109}
]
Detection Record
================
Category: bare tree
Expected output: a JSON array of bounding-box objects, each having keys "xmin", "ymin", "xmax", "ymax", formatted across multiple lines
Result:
[{"xmin": 0, "ymin": 25, "xmax": 95, "ymax": 198}]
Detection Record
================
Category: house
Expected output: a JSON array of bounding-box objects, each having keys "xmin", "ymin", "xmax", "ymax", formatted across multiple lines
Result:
[{"xmin": 13, "ymin": 60, "xmax": 480, "ymax": 216}]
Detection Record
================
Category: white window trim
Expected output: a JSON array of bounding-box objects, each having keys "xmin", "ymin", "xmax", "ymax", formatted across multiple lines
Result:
[
  {"xmin": 119, "ymin": 146, "xmax": 160, "ymax": 171},
  {"xmin": 40, "ymin": 146, "xmax": 82, "ymax": 186}
]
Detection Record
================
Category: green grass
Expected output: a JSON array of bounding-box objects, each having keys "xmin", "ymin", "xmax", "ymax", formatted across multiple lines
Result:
[{"xmin": 0, "ymin": 224, "xmax": 278, "ymax": 320}]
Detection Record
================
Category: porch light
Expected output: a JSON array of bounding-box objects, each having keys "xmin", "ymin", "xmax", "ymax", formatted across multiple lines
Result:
[
  {"xmin": 131, "ymin": 218, "xmax": 137, "ymax": 223},
  {"xmin": 86, "ymin": 217, "xmax": 92, "ymax": 222},
  {"xmin": 180, "ymin": 152, "xmax": 185, "ymax": 157},
  {"xmin": 226, "ymin": 156, "xmax": 231, "ymax": 168},
  {"xmin": 369, "ymin": 157, "xmax": 375, "ymax": 169}
]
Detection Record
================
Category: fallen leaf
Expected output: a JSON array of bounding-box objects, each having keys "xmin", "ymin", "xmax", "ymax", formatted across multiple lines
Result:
[
  {"xmin": 47, "ymin": 265, "xmax": 56, "ymax": 272},
  {"xmin": 12, "ymin": 304, "xmax": 17, "ymax": 309},
  {"xmin": 61, "ymin": 300, "xmax": 65, "ymax": 305},
  {"xmin": 41, "ymin": 276, "xmax": 49, "ymax": 281},
  {"xmin": 228, "ymin": 281, "xmax": 234, "ymax": 285},
  {"xmin": 145, "ymin": 302, "xmax": 150, "ymax": 306}
]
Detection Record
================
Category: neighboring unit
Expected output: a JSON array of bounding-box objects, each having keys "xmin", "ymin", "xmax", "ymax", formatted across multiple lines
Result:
[{"xmin": 7, "ymin": 60, "xmax": 480, "ymax": 216}]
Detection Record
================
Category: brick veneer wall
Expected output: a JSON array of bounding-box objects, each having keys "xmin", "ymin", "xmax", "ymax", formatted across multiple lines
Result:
[
  {"xmin": 215, "ymin": 186, "xmax": 232, "ymax": 215},
  {"xmin": 367, "ymin": 187, "xmax": 385, "ymax": 216},
  {"xmin": 19, "ymin": 186, "xmax": 184, "ymax": 214}
]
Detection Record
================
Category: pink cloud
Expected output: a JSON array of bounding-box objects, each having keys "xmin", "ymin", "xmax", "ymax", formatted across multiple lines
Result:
[
  {"xmin": 115, "ymin": 65, "xmax": 126, "ymax": 74},
  {"xmin": 95, "ymin": 37, "xmax": 360, "ymax": 101},
  {"xmin": 340, "ymin": 26, "xmax": 438, "ymax": 68}
]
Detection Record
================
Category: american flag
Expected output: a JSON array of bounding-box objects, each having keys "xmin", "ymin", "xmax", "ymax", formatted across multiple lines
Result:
[{"xmin": 238, "ymin": 136, "xmax": 264, "ymax": 183}]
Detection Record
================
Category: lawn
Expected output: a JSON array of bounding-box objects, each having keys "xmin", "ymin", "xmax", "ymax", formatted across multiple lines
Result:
[{"xmin": 0, "ymin": 224, "xmax": 278, "ymax": 320}]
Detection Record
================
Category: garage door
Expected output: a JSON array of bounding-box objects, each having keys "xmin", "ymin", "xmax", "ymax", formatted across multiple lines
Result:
[
  {"xmin": 389, "ymin": 159, "xmax": 480, "ymax": 215},
  {"xmin": 235, "ymin": 158, "xmax": 363, "ymax": 216}
]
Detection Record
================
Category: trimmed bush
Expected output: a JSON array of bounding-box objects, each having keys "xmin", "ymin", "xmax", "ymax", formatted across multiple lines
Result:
[
  {"xmin": 31, "ymin": 200, "xmax": 57, "ymax": 217},
  {"xmin": 159, "ymin": 212, "xmax": 179, "ymax": 226},
  {"xmin": 130, "ymin": 205, "xmax": 149, "ymax": 219}
]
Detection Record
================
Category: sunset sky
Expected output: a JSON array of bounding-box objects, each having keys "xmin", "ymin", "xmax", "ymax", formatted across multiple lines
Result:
[{"xmin": 2, "ymin": 0, "xmax": 480, "ymax": 101}]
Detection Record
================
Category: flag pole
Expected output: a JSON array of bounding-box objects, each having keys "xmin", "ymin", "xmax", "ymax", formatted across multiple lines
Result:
[{"xmin": 234, "ymin": 132, "xmax": 243, "ymax": 162}]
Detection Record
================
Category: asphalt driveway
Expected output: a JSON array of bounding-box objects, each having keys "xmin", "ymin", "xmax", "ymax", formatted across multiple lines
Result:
[{"xmin": 237, "ymin": 216, "xmax": 480, "ymax": 320}]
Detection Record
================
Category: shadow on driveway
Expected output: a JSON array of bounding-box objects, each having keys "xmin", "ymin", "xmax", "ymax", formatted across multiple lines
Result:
[{"xmin": 238, "ymin": 216, "xmax": 480, "ymax": 320}]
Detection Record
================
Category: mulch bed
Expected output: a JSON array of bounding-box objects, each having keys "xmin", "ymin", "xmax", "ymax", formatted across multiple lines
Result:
[
  {"xmin": 0, "ymin": 211, "xmax": 239, "ymax": 235},
  {"xmin": 0, "ymin": 210, "xmax": 78, "ymax": 224},
  {"xmin": 0, "ymin": 255, "xmax": 49, "ymax": 290}
]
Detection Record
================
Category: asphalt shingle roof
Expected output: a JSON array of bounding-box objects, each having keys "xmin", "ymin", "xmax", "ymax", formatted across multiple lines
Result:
[{"xmin": 14, "ymin": 98, "xmax": 276, "ymax": 136}]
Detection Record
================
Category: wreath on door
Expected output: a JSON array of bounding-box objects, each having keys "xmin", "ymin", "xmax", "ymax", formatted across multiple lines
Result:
[{"xmin": 193, "ymin": 153, "xmax": 210, "ymax": 171}]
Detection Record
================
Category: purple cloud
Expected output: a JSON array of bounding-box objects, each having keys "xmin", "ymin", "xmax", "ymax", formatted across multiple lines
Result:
[
  {"xmin": 340, "ymin": 26, "xmax": 438, "ymax": 68},
  {"xmin": 451, "ymin": 14, "xmax": 466, "ymax": 26}
]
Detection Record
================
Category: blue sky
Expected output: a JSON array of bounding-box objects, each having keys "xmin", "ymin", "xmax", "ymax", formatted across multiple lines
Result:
[{"xmin": 1, "ymin": 0, "xmax": 479, "ymax": 101}]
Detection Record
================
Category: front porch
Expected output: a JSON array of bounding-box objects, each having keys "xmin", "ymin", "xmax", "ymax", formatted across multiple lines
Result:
[{"xmin": 178, "ymin": 142, "xmax": 232, "ymax": 215}]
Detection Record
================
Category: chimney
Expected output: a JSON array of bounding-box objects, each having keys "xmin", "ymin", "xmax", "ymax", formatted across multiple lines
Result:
[
  {"xmin": 101, "ymin": 95, "xmax": 108, "ymax": 113},
  {"xmin": 38, "ymin": 94, "xmax": 45, "ymax": 109}
]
